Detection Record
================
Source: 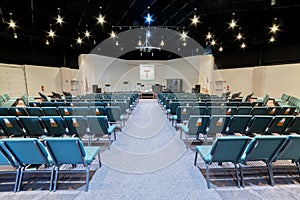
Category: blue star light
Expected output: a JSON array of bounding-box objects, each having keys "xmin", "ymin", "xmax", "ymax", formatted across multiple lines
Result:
[{"xmin": 144, "ymin": 13, "xmax": 154, "ymax": 25}]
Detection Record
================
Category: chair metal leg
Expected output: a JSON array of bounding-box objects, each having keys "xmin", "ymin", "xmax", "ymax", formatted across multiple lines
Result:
[
  {"xmin": 185, "ymin": 134, "xmax": 189, "ymax": 149},
  {"xmin": 108, "ymin": 136, "xmax": 111, "ymax": 150},
  {"xmin": 204, "ymin": 134, "xmax": 208, "ymax": 145},
  {"xmin": 180, "ymin": 130, "xmax": 182, "ymax": 140},
  {"xmin": 49, "ymin": 166, "xmax": 55, "ymax": 191},
  {"xmin": 114, "ymin": 130, "xmax": 117, "ymax": 140},
  {"xmin": 17, "ymin": 167, "xmax": 25, "ymax": 192},
  {"xmin": 53, "ymin": 167, "xmax": 59, "ymax": 192},
  {"xmin": 194, "ymin": 152, "xmax": 198, "ymax": 166},
  {"xmin": 85, "ymin": 165, "xmax": 90, "ymax": 192},
  {"xmin": 235, "ymin": 164, "xmax": 240, "ymax": 188},
  {"xmin": 98, "ymin": 152, "xmax": 102, "ymax": 168},
  {"xmin": 14, "ymin": 167, "xmax": 21, "ymax": 193},
  {"xmin": 267, "ymin": 162, "xmax": 275, "ymax": 186},
  {"xmin": 297, "ymin": 162, "xmax": 300, "ymax": 177},
  {"xmin": 205, "ymin": 164, "xmax": 211, "ymax": 189},
  {"xmin": 239, "ymin": 164, "xmax": 245, "ymax": 187},
  {"xmin": 88, "ymin": 135, "xmax": 92, "ymax": 146}
]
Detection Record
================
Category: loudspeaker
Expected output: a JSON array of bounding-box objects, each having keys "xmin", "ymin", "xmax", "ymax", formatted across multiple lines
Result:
[{"xmin": 194, "ymin": 85, "xmax": 201, "ymax": 93}]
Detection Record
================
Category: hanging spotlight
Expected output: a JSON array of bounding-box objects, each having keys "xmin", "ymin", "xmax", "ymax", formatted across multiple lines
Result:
[
  {"xmin": 97, "ymin": 7, "xmax": 105, "ymax": 25},
  {"xmin": 191, "ymin": 8, "xmax": 200, "ymax": 26},
  {"xmin": 219, "ymin": 46, "xmax": 223, "ymax": 52},
  {"xmin": 77, "ymin": 37, "xmax": 82, "ymax": 44},
  {"xmin": 84, "ymin": 25, "xmax": 90, "ymax": 38},
  {"xmin": 56, "ymin": 8, "xmax": 63, "ymax": 25},
  {"xmin": 206, "ymin": 31, "xmax": 212, "ymax": 40},
  {"xmin": 228, "ymin": 13, "xmax": 237, "ymax": 29},
  {"xmin": 13, "ymin": 32, "xmax": 17, "ymax": 39},
  {"xmin": 8, "ymin": 13, "xmax": 16, "ymax": 29},
  {"xmin": 269, "ymin": 36, "xmax": 275, "ymax": 43},
  {"xmin": 211, "ymin": 39, "xmax": 216, "ymax": 46},
  {"xmin": 181, "ymin": 30, "xmax": 188, "ymax": 41},
  {"xmin": 236, "ymin": 32, "xmax": 243, "ymax": 40},
  {"xmin": 45, "ymin": 39, "xmax": 49, "ymax": 45},
  {"xmin": 241, "ymin": 42, "xmax": 246, "ymax": 49},
  {"xmin": 144, "ymin": 6, "xmax": 154, "ymax": 26},
  {"xmin": 270, "ymin": 23, "xmax": 279, "ymax": 34},
  {"xmin": 48, "ymin": 24, "xmax": 55, "ymax": 38},
  {"xmin": 110, "ymin": 30, "xmax": 117, "ymax": 39},
  {"xmin": 138, "ymin": 37, "xmax": 142, "ymax": 46}
]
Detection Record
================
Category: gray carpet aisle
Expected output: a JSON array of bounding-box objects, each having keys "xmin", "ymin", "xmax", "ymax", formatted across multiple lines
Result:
[{"xmin": 2, "ymin": 100, "xmax": 300, "ymax": 199}]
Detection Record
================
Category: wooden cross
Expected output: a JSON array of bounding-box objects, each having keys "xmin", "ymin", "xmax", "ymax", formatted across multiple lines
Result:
[{"xmin": 144, "ymin": 68, "xmax": 151, "ymax": 79}]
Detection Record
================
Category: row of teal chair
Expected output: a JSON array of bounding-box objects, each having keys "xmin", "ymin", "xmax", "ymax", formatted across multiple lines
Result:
[
  {"xmin": 0, "ymin": 137, "xmax": 101, "ymax": 192},
  {"xmin": 0, "ymin": 116, "xmax": 116, "ymax": 149},
  {"xmin": 194, "ymin": 135, "xmax": 300, "ymax": 189},
  {"xmin": 171, "ymin": 105, "xmax": 295, "ymax": 127},
  {"xmin": 0, "ymin": 106, "xmax": 127, "ymax": 128},
  {"xmin": 180, "ymin": 115, "xmax": 300, "ymax": 147},
  {"xmin": 0, "ymin": 94, "xmax": 18, "ymax": 108}
]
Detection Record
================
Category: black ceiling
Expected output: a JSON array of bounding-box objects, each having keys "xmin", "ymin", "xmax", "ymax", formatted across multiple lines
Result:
[{"xmin": 0, "ymin": 0, "xmax": 300, "ymax": 68}]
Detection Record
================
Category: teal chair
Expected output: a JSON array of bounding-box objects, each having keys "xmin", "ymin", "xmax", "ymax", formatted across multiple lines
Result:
[
  {"xmin": 90, "ymin": 106, "xmax": 106, "ymax": 116},
  {"xmin": 0, "ymin": 141, "xmax": 20, "ymax": 192},
  {"xmin": 72, "ymin": 107, "xmax": 91, "ymax": 116},
  {"xmin": 25, "ymin": 107, "xmax": 44, "ymax": 116},
  {"xmin": 64, "ymin": 116, "xmax": 89, "ymax": 138},
  {"xmin": 274, "ymin": 135, "xmax": 300, "ymax": 176},
  {"xmin": 44, "ymin": 137, "xmax": 101, "ymax": 192},
  {"xmin": 179, "ymin": 116, "xmax": 210, "ymax": 147},
  {"xmin": 266, "ymin": 115, "xmax": 294, "ymax": 135},
  {"xmin": 226, "ymin": 115, "xmax": 252, "ymax": 135},
  {"xmin": 279, "ymin": 106, "xmax": 296, "ymax": 115},
  {"xmin": 245, "ymin": 116, "xmax": 273, "ymax": 136},
  {"xmin": 58, "ymin": 107, "xmax": 74, "ymax": 116},
  {"xmin": 207, "ymin": 115, "xmax": 231, "ymax": 137},
  {"xmin": 1, "ymin": 138, "xmax": 55, "ymax": 192},
  {"xmin": 86, "ymin": 116, "xmax": 116, "ymax": 149},
  {"xmin": 42, "ymin": 107, "xmax": 61, "ymax": 116},
  {"xmin": 235, "ymin": 106, "xmax": 252, "ymax": 115},
  {"xmin": 194, "ymin": 136, "xmax": 251, "ymax": 188},
  {"xmin": 240, "ymin": 136, "xmax": 287, "ymax": 186},
  {"xmin": 172, "ymin": 106, "xmax": 192, "ymax": 127},
  {"xmin": 18, "ymin": 116, "xmax": 47, "ymax": 137},
  {"xmin": 0, "ymin": 116, "xmax": 25, "ymax": 137},
  {"xmin": 41, "ymin": 116, "xmax": 68, "ymax": 137},
  {"xmin": 8, "ymin": 107, "xmax": 28, "ymax": 116},
  {"xmin": 250, "ymin": 107, "xmax": 267, "ymax": 115},
  {"xmin": 285, "ymin": 116, "xmax": 300, "ymax": 134}
]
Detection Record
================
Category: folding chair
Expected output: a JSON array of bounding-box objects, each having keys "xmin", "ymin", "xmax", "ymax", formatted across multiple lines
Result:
[
  {"xmin": 86, "ymin": 116, "xmax": 116, "ymax": 149},
  {"xmin": 240, "ymin": 136, "xmax": 287, "ymax": 186},
  {"xmin": 179, "ymin": 116, "xmax": 210, "ymax": 147},
  {"xmin": 8, "ymin": 107, "xmax": 28, "ymax": 116},
  {"xmin": 25, "ymin": 107, "xmax": 44, "ymax": 116},
  {"xmin": 18, "ymin": 116, "xmax": 47, "ymax": 138},
  {"xmin": 64, "ymin": 116, "xmax": 89, "ymax": 138},
  {"xmin": 266, "ymin": 115, "xmax": 294, "ymax": 135},
  {"xmin": 0, "ymin": 116, "xmax": 25, "ymax": 137},
  {"xmin": 284, "ymin": 116, "xmax": 300, "ymax": 135},
  {"xmin": 58, "ymin": 107, "xmax": 74, "ymax": 116},
  {"xmin": 1, "ymin": 138, "xmax": 55, "ymax": 192},
  {"xmin": 245, "ymin": 116, "xmax": 273, "ymax": 136},
  {"xmin": 194, "ymin": 136, "xmax": 251, "ymax": 188},
  {"xmin": 90, "ymin": 106, "xmax": 106, "ymax": 116},
  {"xmin": 41, "ymin": 116, "xmax": 68, "ymax": 137},
  {"xmin": 207, "ymin": 115, "xmax": 231, "ymax": 139},
  {"xmin": 105, "ymin": 106, "xmax": 125, "ymax": 129},
  {"xmin": 44, "ymin": 137, "xmax": 101, "ymax": 192},
  {"xmin": 226, "ymin": 115, "xmax": 252, "ymax": 135}
]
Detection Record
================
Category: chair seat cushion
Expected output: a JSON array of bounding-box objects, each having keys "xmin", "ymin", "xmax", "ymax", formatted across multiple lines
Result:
[
  {"xmin": 108, "ymin": 126, "xmax": 116, "ymax": 135},
  {"xmin": 179, "ymin": 124, "xmax": 188, "ymax": 133}
]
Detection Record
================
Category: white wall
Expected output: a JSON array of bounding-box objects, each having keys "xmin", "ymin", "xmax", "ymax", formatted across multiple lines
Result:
[
  {"xmin": 25, "ymin": 65, "xmax": 63, "ymax": 97},
  {"xmin": 78, "ymin": 54, "xmax": 214, "ymax": 93}
]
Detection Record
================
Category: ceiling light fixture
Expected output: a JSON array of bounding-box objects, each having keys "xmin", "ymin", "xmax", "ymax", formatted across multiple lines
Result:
[
  {"xmin": 269, "ymin": 36, "xmax": 275, "ymax": 42},
  {"xmin": 229, "ymin": 13, "xmax": 237, "ymax": 29},
  {"xmin": 236, "ymin": 32, "xmax": 242, "ymax": 40},
  {"xmin": 77, "ymin": 36, "xmax": 83, "ymax": 44},
  {"xmin": 8, "ymin": 13, "xmax": 16, "ymax": 29},
  {"xmin": 135, "ymin": 29, "xmax": 160, "ymax": 52},
  {"xmin": 110, "ymin": 30, "xmax": 117, "ymax": 39},
  {"xmin": 14, "ymin": 32, "xmax": 17, "ymax": 39},
  {"xmin": 84, "ymin": 25, "xmax": 90, "ymax": 38},
  {"xmin": 211, "ymin": 39, "xmax": 216, "ymax": 46},
  {"xmin": 144, "ymin": 6, "xmax": 154, "ymax": 26},
  {"xmin": 56, "ymin": 8, "xmax": 63, "ymax": 25},
  {"xmin": 241, "ymin": 42, "xmax": 246, "ymax": 49},
  {"xmin": 270, "ymin": 23, "xmax": 279, "ymax": 34},
  {"xmin": 191, "ymin": 8, "xmax": 200, "ymax": 26},
  {"xmin": 48, "ymin": 24, "xmax": 55, "ymax": 38}
]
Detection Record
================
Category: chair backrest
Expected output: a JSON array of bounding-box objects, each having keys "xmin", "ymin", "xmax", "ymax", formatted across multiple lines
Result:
[
  {"xmin": 0, "ymin": 142, "xmax": 16, "ymax": 166},
  {"xmin": 281, "ymin": 93, "xmax": 290, "ymax": 102},
  {"xmin": 169, "ymin": 102, "xmax": 180, "ymax": 115},
  {"xmin": 275, "ymin": 135, "xmax": 300, "ymax": 161},
  {"xmin": 90, "ymin": 106, "xmax": 106, "ymax": 116},
  {"xmin": 25, "ymin": 107, "xmax": 44, "ymax": 116},
  {"xmin": 207, "ymin": 115, "xmax": 231, "ymax": 135},
  {"xmin": 279, "ymin": 106, "xmax": 296, "ymax": 115},
  {"xmin": 86, "ymin": 116, "xmax": 109, "ymax": 135},
  {"xmin": 242, "ymin": 136, "xmax": 287, "ymax": 163},
  {"xmin": 250, "ymin": 107, "xmax": 267, "ymax": 115},
  {"xmin": 39, "ymin": 92, "xmax": 50, "ymax": 102},
  {"xmin": 262, "ymin": 94, "xmax": 270, "ymax": 106},
  {"xmin": 285, "ymin": 116, "xmax": 300, "ymax": 134},
  {"xmin": 266, "ymin": 107, "xmax": 281, "ymax": 115},
  {"xmin": 41, "ymin": 116, "xmax": 68, "ymax": 136},
  {"xmin": 1, "ymin": 138, "xmax": 51, "ymax": 166},
  {"xmin": 187, "ymin": 116, "xmax": 210, "ymax": 135},
  {"xmin": 42, "ymin": 107, "xmax": 61, "ymax": 116},
  {"xmin": 9, "ymin": 107, "xmax": 28, "ymax": 116},
  {"xmin": 0, "ymin": 107, "xmax": 11, "ymax": 116},
  {"xmin": 235, "ymin": 106, "xmax": 252, "ymax": 115},
  {"xmin": 191, "ymin": 106, "xmax": 207, "ymax": 115},
  {"xmin": 223, "ymin": 106, "xmax": 237, "ymax": 116},
  {"xmin": 226, "ymin": 115, "xmax": 252, "ymax": 135},
  {"xmin": 111, "ymin": 102, "xmax": 128, "ymax": 114},
  {"xmin": 72, "ymin": 107, "xmax": 91, "ymax": 116},
  {"xmin": 28, "ymin": 102, "xmax": 41, "ymax": 107},
  {"xmin": 58, "ymin": 107, "xmax": 74, "ymax": 116},
  {"xmin": 176, "ymin": 106, "xmax": 192, "ymax": 122},
  {"xmin": 209, "ymin": 136, "xmax": 251, "ymax": 164},
  {"xmin": 207, "ymin": 106, "xmax": 224, "ymax": 116},
  {"xmin": 105, "ymin": 106, "xmax": 122, "ymax": 122},
  {"xmin": 18, "ymin": 116, "xmax": 47, "ymax": 137},
  {"xmin": 0, "ymin": 116, "xmax": 24, "ymax": 137},
  {"xmin": 64, "ymin": 116, "xmax": 88, "ymax": 137},
  {"xmin": 245, "ymin": 116, "xmax": 273, "ymax": 135},
  {"xmin": 44, "ymin": 137, "xmax": 86, "ymax": 166},
  {"xmin": 266, "ymin": 115, "xmax": 294, "ymax": 135}
]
